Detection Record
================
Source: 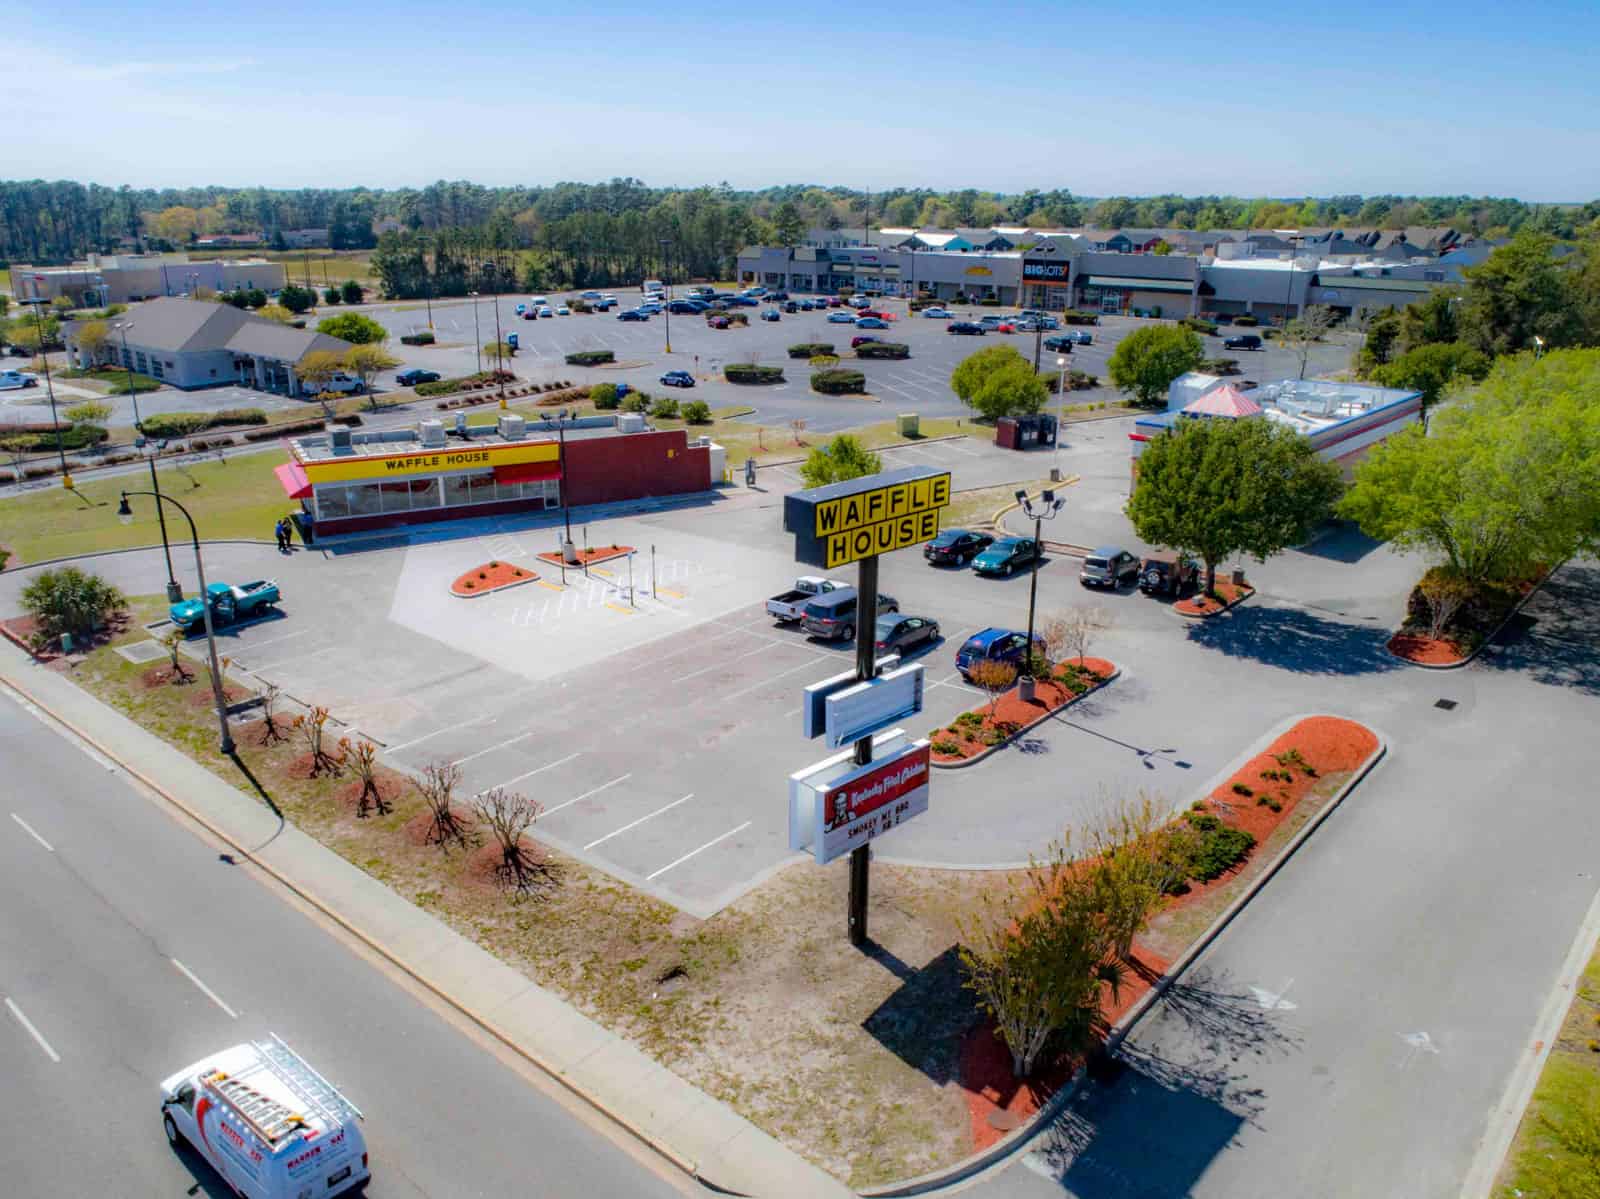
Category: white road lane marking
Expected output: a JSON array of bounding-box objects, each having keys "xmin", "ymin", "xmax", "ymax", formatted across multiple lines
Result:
[
  {"xmin": 386, "ymin": 713, "xmax": 496, "ymax": 754},
  {"xmin": 722, "ymin": 657, "xmax": 835, "ymax": 702},
  {"xmin": 672, "ymin": 642, "xmax": 772, "ymax": 683},
  {"xmin": 11, "ymin": 812, "xmax": 54, "ymax": 852},
  {"xmin": 233, "ymin": 627, "xmax": 314, "ymax": 652},
  {"xmin": 450, "ymin": 730, "xmax": 536, "ymax": 767},
  {"xmin": 4, "ymin": 996, "xmax": 60, "ymax": 1062},
  {"xmin": 646, "ymin": 821, "xmax": 751, "ymax": 881},
  {"xmin": 585, "ymin": 793, "xmax": 694, "ymax": 850},
  {"xmin": 543, "ymin": 774, "xmax": 631, "ymax": 818},
  {"xmin": 475, "ymin": 752, "xmax": 582, "ymax": 796},
  {"xmin": 170, "ymin": 959, "xmax": 239, "ymax": 1020}
]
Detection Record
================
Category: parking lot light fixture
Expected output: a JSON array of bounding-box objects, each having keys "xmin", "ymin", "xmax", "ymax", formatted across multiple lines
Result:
[
  {"xmin": 1016, "ymin": 488, "xmax": 1067, "ymax": 680},
  {"xmin": 115, "ymin": 320, "xmax": 180, "ymax": 601},
  {"xmin": 117, "ymin": 489, "xmax": 234, "ymax": 755},
  {"xmin": 468, "ymin": 291, "xmax": 482, "ymax": 375},
  {"xmin": 659, "ymin": 239, "xmax": 673, "ymax": 354},
  {"xmin": 1055, "ymin": 354, "xmax": 1069, "ymax": 478}
]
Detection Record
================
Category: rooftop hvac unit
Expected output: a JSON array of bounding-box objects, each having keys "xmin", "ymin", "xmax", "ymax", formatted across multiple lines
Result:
[
  {"xmin": 617, "ymin": 413, "xmax": 646, "ymax": 434},
  {"xmin": 419, "ymin": 419, "xmax": 446, "ymax": 447},
  {"xmin": 329, "ymin": 427, "xmax": 352, "ymax": 451},
  {"xmin": 497, "ymin": 413, "xmax": 526, "ymax": 441}
]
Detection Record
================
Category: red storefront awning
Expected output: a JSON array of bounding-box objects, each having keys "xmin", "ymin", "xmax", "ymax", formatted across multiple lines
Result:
[
  {"xmin": 274, "ymin": 461, "xmax": 312, "ymax": 499},
  {"xmin": 494, "ymin": 460, "xmax": 562, "ymax": 484}
]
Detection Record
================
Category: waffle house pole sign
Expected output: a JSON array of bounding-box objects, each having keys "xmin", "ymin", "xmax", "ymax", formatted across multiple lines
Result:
[{"xmin": 784, "ymin": 466, "xmax": 952, "ymax": 570}]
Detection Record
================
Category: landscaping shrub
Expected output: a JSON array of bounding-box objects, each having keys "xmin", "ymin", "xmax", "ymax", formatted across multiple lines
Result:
[
  {"xmin": 621, "ymin": 394, "xmax": 649, "ymax": 413},
  {"xmin": 649, "ymin": 396, "xmax": 679, "ymax": 419},
  {"xmin": 978, "ymin": 296, "xmax": 1001, "ymax": 306},
  {"xmin": 23, "ymin": 423, "xmax": 107, "ymax": 451},
  {"xmin": 532, "ymin": 387, "xmax": 591, "ymax": 408},
  {"xmin": 400, "ymin": 331, "xmax": 436, "ymax": 346},
  {"xmin": 724, "ymin": 363, "xmax": 785, "ymax": 384},
  {"xmin": 1232, "ymin": 314, "xmax": 1259, "ymax": 326},
  {"xmin": 788, "ymin": 342, "xmax": 834, "ymax": 359},
  {"xmin": 20, "ymin": 565, "xmax": 125, "ymax": 642},
  {"xmin": 855, "ymin": 342, "xmax": 910, "ymax": 360},
  {"xmin": 1200, "ymin": 357, "xmax": 1241, "ymax": 376},
  {"xmin": 244, "ymin": 419, "xmax": 324, "ymax": 441},
  {"xmin": 141, "ymin": 409, "xmax": 268, "ymax": 438},
  {"xmin": 1177, "ymin": 810, "xmax": 1256, "ymax": 883},
  {"xmin": 590, "ymin": 382, "xmax": 620, "ymax": 409},
  {"xmin": 1180, "ymin": 317, "xmax": 1219, "ymax": 336},
  {"xmin": 811, "ymin": 368, "xmax": 866, "ymax": 395},
  {"xmin": 1062, "ymin": 310, "xmax": 1100, "ymax": 326},
  {"xmin": 564, "ymin": 349, "xmax": 615, "ymax": 366},
  {"xmin": 413, "ymin": 370, "xmax": 514, "ymax": 398},
  {"xmin": 681, "ymin": 399, "xmax": 712, "ymax": 423},
  {"xmin": 932, "ymin": 739, "xmax": 962, "ymax": 755}
]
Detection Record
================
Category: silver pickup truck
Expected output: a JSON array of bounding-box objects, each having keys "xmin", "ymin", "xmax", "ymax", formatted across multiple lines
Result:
[{"xmin": 766, "ymin": 576, "xmax": 848, "ymax": 624}]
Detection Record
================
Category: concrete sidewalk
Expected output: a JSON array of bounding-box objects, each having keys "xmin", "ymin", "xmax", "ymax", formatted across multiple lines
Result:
[{"xmin": 0, "ymin": 639, "xmax": 852, "ymax": 1199}]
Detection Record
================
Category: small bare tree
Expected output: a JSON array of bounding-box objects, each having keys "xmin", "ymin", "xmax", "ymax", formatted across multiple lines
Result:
[
  {"xmin": 256, "ymin": 681, "xmax": 288, "ymax": 745},
  {"xmin": 1, "ymin": 436, "xmax": 31, "ymax": 483},
  {"xmin": 1418, "ymin": 569, "xmax": 1472, "ymax": 643},
  {"xmin": 159, "ymin": 627, "xmax": 193, "ymax": 683},
  {"xmin": 474, "ymin": 787, "xmax": 547, "ymax": 893},
  {"xmin": 1281, "ymin": 304, "xmax": 1338, "ymax": 380},
  {"xmin": 341, "ymin": 737, "xmax": 390, "ymax": 817},
  {"xmin": 291, "ymin": 705, "xmax": 343, "ymax": 776},
  {"xmin": 790, "ymin": 416, "xmax": 808, "ymax": 445},
  {"xmin": 968, "ymin": 658, "xmax": 1018, "ymax": 721},
  {"xmin": 414, "ymin": 759, "xmax": 472, "ymax": 851},
  {"xmin": 1046, "ymin": 606, "xmax": 1107, "ymax": 668}
]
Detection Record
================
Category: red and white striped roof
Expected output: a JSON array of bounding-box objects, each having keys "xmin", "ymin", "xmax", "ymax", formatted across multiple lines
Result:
[{"xmin": 1183, "ymin": 384, "xmax": 1262, "ymax": 418}]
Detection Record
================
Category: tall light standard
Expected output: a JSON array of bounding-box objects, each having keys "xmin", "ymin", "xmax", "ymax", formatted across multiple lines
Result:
[
  {"xmin": 1280, "ymin": 234, "xmax": 1303, "ymax": 327},
  {"xmin": 24, "ymin": 290, "xmax": 70, "ymax": 486},
  {"xmin": 483, "ymin": 260, "xmax": 506, "ymax": 400},
  {"xmin": 1054, "ymin": 355, "xmax": 1070, "ymax": 480},
  {"xmin": 658, "ymin": 238, "xmax": 673, "ymax": 354},
  {"xmin": 541, "ymin": 409, "xmax": 575, "ymax": 562},
  {"xmin": 115, "ymin": 320, "xmax": 181, "ymax": 601},
  {"xmin": 468, "ymin": 291, "xmax": 482, "ymax": 375},
  {"xmin": 1015, "ymin": 488, "xmax": 1066, "ymax": 687},
  {"xmin": 117, "ymin": 491, "xmax": 234, "ymax": 754}
]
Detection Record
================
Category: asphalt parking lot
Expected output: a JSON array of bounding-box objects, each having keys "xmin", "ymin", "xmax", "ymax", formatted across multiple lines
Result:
[{"xmin": 360, "ymin": 294, "xmax": 1357, "ymax": 433}]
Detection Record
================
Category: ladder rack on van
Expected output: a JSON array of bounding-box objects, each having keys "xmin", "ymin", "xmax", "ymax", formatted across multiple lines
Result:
[
  {"xmin": 259, "ymin": 1034, "xmax": 364, "ymax": 1125},
  {"xmin": 207, "ymin": 1073, "xmax": 307, "ymax": 1144}
]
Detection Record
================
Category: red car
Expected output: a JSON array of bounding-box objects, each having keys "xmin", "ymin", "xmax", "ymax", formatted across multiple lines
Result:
[
  {"xmin": 826, "ymin": 297, "xmax": 843, "ymax": 307},
  {"xmin": 851, "ymin": 335, "xmax": 880, "ymax": 348},
  {"xmin": 858, "ymin": 309, "xmax": 886, "ymax": 319},
  {"xmin": 995, "ymin": 322, "xmax": 1016, "ymax": 333}
]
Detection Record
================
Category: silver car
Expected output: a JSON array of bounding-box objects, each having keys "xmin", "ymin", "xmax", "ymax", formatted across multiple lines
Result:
[{"xmin": 1080, "ymin": 546, "xmax": 1140, "ymax": 588}]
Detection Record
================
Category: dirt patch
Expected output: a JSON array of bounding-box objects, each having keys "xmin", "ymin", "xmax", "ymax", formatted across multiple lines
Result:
[
  {"xmin": 1386, "ymin": 632, "xmax": 1467, "ymax": 665},
  {"xmin": 141, "ymin": 662, "xmax": 197, "ymax": 688},
  {"xmin": 188, "ymin": 683, "xmax": 251, "ymax": 708},
  {"xmin": 335, "ymin": 772, "xmax": 409, "ymax": 816},
  {"xmin": 1175, "ymin": 580, "xmax": 1254, "ymax": 617},
  {"xmin": 932, "ymin": 658, "xmax": 1115, "ymax": 763},
  {"xmin": 536, "ymin": 544, "xmax": 634, "ymax": 568},
  {"xmin": 451, "ymin": 560, "xmax": 539, "ymax": 598}
]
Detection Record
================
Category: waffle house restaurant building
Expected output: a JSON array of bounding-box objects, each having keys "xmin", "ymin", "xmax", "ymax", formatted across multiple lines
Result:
[{"xmin": 274, "ymin": 415, "xmax": 715, "ymax": 539}]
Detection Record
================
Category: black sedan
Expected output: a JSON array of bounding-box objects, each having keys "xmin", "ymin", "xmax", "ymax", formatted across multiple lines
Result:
[
  {"xmin": 396, "ymin": 368, "xmax": 441, "ymax": 386},
  {"xmin": 874, "ymin": 614, "xmax": 941, "ymax": 657},
  {"xmin": 948, "ymin": 322, "xmax": 986, "ymax": 335},
  {"xmin": 616, "ymin": 309, "xmax": 649, "ymax": 321},
  {"xmin": 924, "ymin": 528, "xmax": 994, "ymax": 566},
  {"xmin": 1043, "ymin": 336, "xmax": 1076, "ymax": 353}
]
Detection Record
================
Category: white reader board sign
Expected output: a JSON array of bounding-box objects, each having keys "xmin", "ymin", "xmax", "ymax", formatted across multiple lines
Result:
[{"xmin": 823, "ymin": 664, "xmax": 924, "ymax": 750}]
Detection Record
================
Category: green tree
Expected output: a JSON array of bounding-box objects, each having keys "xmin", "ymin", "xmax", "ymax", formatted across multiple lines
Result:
[
  {"xmin": 1127, "ymin": 415, "xmax": 1343, "ymax": 594},
  {"xmin": 242, "ymin": 288, "xmax": 268, "ymax": 309},
  {"xmin": 1151, "ymin": 240, "xmax": 1172, "ymax": 256},
  {"xmin": 20, "ymin": 566, "xmax": 126, "ymax": 643},
  {"xmin": 343, "ymin": 344, "xmax": 399, "ymax": 396},
  {"xmin": 278, "ymin": 284, "xmax": 316, "ymax": 314},
  {"xmin": 0, "ymin": 294, "xmax": 10, "ymax": 318},
  {"xmin": 316, "ymin": 313, "xmax": 388, "ymax": 345},
  {"xmin": 772, "ymin": 202, "xmax": 806, "ymax": 248},
  {"xmin": 1398, "ymin": 290, "xmax": 1460, "ymax": 351},
  {"xmin": 50, "ymin": 294, "xmax": 75, "ymax": 316},
  {"xmin": 74, "ymin": 319, "xmax": 111, "ymax": 364},
  {"xmin": 340, "ymin": 278, "xmax": 365, "ymax": 304},
  {"xmin": 1341, "ymin": 349, "xmax": 1600, "ymax": 583},
  {"xmin": 1370, "ymin": 342, "xmax": 1491, "ymax": 419},
  {"xmin": 321, "ymin": 287, "xmax": 343, "ymax": 306},
  {"xmin": 799, "ymin": 433, "xmax": 882, "ymax": 487},
  {"xmin": 1107, "ymin": 325, "xmax": 1204, "ymax": 407},
  {"xmin": 296, "ymin": 349, "xmax": 345, "ymax": 395},
  {"xmin": 1457, "ymin": 231, "xmax": 1583, "ymax": 356},
  {"xmin": 255, "ymin": 303, "xmax": 293, "ymax": 324},
  {"xmin": 1357, "ymin": 308, "xmax": 1403, "ymax": 373},
  {"xmin": 64, "ymin": 400, "xmax": 112, "ymax": 425},
  {"xmin": 970, "ymin": 361, "xmax": 1049, "ymax": 421}
]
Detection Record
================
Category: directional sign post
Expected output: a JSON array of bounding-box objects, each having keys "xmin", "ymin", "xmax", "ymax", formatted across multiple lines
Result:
[{"xmin": 785, "ymin": 465, "xmax": 950, "ymax": 945}]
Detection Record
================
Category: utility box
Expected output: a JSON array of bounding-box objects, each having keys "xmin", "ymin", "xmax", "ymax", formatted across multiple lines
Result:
[
  {"xmin": 497, "ymin": 413, "xmax": 526, "ymax": 440},
  {"xmin": 995, "ymin": 413, "xmax": 1057, "ymax": 450},
  {"xmin": 897, "ymin": 412, "xmax": 919, "ymax": 437}
]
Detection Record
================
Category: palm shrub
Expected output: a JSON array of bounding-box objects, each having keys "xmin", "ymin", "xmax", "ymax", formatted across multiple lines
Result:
[{"xmin": 20, "ymin": 566, "xmax": 126, "ymax": 642}]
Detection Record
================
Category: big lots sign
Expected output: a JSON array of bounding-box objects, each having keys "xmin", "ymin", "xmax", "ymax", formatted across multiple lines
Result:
[{"xmin": 815, "ymin": 742, "xmax": 930, "ymax": 865}]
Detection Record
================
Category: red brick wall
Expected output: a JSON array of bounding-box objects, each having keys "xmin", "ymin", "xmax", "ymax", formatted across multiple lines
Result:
[{"xmin": 564, "ymin": 428, "xmax": 710, "ymax": 506}]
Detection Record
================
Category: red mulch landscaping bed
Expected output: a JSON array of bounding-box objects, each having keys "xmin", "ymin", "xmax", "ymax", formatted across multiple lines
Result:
[
  {"xmin": 1174, "ymin": 580, "xmax": 1254, "ymax": 618},
  {"xmin": 1387, "ymin": 632, "xmax": 1467, "ymax": 666},
  {"xmin": 535, "ymin": 544, "xmax": 634, "ymax": 568},
  {"xmin": 954, "ymin": 714, "xmax": 1379, "ymax": 1143},
  {"xmin": 450, "ymin": 560, "xmax": 539, "ymax": 597},
  {"xmin": 931, "ymin": 657, "xmax": 1115, "ymax": 764}
]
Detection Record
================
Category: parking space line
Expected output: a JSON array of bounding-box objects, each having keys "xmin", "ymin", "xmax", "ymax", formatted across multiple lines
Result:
[
  {"xmin": 450, "ymin": 730, "xmax": 536, "ymax": 766},
  {"xmin": 604, "ymin": 603, "xmax": 637, "ymax": 615},
  {"xmin": 4, "ymin": 996, "xmax": 60, "ymax": 1063},
  {"xmin": 387, "ymin": 713, "xmax": 495, "ymax": 755},
  {"xmin": 534, "ymin": 579, "xmax": 566, "ymax": 592},
  {"xmin": 170, "ymin": 958, "xmax": 239, "ymax": 1020},
  {"xmin": 721, "ymin": 657, "xmax": 834, "ymax": 702},
  {"xmin": 233, "ymin": 628, "xmax": 314, "ymax": 652},
  {"xmin": 477, "ymin": 752, "xmax": 582, "ymax": 796},
  {"xmin": 544, "ymin": 773, "xmax": 631, "ymax": 818},
  {"xmin": 11, "ymin": 812, "xmax": 54, "ymax": 852},
  {"xmin": 672, "ymin": 642, "xmax": 772, "ymax": 683},
  {"xmin": 584, "ymin": 793, "xmax": 694, "ymax": 850},
  {"xmin": 646, "ymin": 821, "xmax": 752, "ymax": 881}
]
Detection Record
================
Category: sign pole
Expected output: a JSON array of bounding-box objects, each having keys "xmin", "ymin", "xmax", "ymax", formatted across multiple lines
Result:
[{"xmin": 848, "ymin": 553, "xmax": 878, "ymax": 946}]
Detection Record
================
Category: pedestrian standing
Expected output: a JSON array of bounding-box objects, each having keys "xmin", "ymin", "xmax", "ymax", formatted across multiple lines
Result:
[{"xmin": 275, "ymin": 518, "xmax": 288, "ymax": 552}]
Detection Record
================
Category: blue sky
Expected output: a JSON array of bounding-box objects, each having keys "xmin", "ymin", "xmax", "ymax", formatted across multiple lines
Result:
[{"xmin": 4, "ymin": 0, "xmax": 1597, "ymax": 200}]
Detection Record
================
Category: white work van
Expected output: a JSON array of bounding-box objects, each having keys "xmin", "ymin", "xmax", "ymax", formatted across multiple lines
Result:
[{"xmin": 160, "ymin": 1035, "xmax": 370, "ymax": 1199}]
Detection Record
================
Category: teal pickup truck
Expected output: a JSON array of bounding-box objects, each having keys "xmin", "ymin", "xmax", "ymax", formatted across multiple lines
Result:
[{"xmin": 169, "ymin": 580, "xmax": 280, "ymax": 633}]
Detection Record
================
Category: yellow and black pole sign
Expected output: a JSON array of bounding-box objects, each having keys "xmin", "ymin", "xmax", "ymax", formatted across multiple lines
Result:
[{"xmin": 785, "ymin": 466, "xmax": 951, "ymax": 570}]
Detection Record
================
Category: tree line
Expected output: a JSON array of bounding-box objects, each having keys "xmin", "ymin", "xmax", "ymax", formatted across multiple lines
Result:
[{"xmin": 2, "ymin": 176, "xmax": 1596, "ymax": 273}]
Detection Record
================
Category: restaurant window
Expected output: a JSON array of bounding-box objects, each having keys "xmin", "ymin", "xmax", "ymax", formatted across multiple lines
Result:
[
  {"xmin": 442, "ymin": 472, "xmax": 474, "ymax": 508},
  {"xmin": 316, "ymin": 486, "xmax": 350, "ymax": 519},
  {"xmin": 468, "ymin": 472, "xmax": 497, "ymax": 505},
  {"xmin": 347, "ymin": 482, "xmax": 385, "ymax": 516},
  {"xmin": 377, "ymin": 480, "xmax": 414, "ymax": 513},
  {"xmin": 408, "ymin": 478, "xmax": 440, "ymax": 510}
]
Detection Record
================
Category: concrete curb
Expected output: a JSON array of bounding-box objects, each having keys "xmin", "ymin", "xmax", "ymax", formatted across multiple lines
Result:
[
  {"xmin": 1459, "ymin": 881, "xmax": 1600, "ymax": 1199},
  {"xmin": 931, "ymin": 666, "xmax": 1120, "ymax": 771},
  {"xmin": 757, "ymin": 432, "xmax": 977, "ymax": 470},
  {"xmin": 1175, "ymin": 585, "xmax": 1256, "ymax": 620},
  {"xmin": 1383, "ymin": 563, "xmax": 1562, "ymax": 671},
  {"xmin": 3, "ymin": 538, "xmax": 277, "ymax": 573},
  {"xmin": 865, "ymin": 713, "xmax": 1389, "ymax": 1197},
  {"xmin": 0, "ymin": 651, "xmax": 851, "ymax": 1198}
]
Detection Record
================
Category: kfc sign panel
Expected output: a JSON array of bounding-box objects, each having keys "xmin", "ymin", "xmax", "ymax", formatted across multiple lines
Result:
[{"xmin": 814, "ymin": 742, "xmax": 931, "ymax": 864}]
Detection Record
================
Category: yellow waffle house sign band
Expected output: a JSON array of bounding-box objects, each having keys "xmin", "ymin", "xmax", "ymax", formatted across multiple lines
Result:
[
  {"xmin": 785, "ymin": 466, "xmax": 951, "ymax": 570},
  {"xmin": 301, "ymin": 440, "xmax": 560, "ymax": 484}
]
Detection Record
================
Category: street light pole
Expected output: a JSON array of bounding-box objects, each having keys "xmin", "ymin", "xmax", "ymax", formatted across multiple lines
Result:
[
  {"xmin": 544, "ymin": 410, "xmax": 575, "ymax": 560},
  {"xmin": 26, "ymin": 294, "xmax": 71, "ymax": 485},
  {"xmin": 1014, "ymin": 489, "xmax": 1065, "ymax": 679},
  {"xmin": 116, "ymin": 320, "xmax": 180, "ymax": 601},
  {"xmin": 1281, "ymin": 234, "xmax": 1303, "ymax": 328},
  {"xmin": 117, "ymin": 490, "xmax": 234, "ymax": 755},
  {"xmin": 659, "ymin": 238, "xmax": 673, "ymax": 354},
  {"xmin": 1055, "ymin": 355, "xmax": 1069, "ymax": 479},
  {"xmin": 469, "ymin": 291, "xmax": 482, "ymax": 375},
  {"xmin": 487, "ymin": 264, "xmax": 506, "ymax": 400}
]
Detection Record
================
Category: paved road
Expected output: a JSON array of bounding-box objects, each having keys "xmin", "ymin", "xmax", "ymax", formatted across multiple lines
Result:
[
  {"xmin": 0, "ymin": 688, "xmax": 696, "ymax": 1198},
  {"xmin": 962, "ymin": 563, "xmax": 1600, "ymax": 1199}
]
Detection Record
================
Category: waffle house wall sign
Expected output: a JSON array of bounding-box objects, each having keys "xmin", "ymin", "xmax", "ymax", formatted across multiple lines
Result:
[{"xmin": 784, "ymin": 466, "xmax": 952, "ymax": 569}]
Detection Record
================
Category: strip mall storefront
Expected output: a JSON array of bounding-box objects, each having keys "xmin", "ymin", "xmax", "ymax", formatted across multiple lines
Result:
[{"xmin": 276, "ymin": 427, "xmax": 712, "ymax": 538}]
